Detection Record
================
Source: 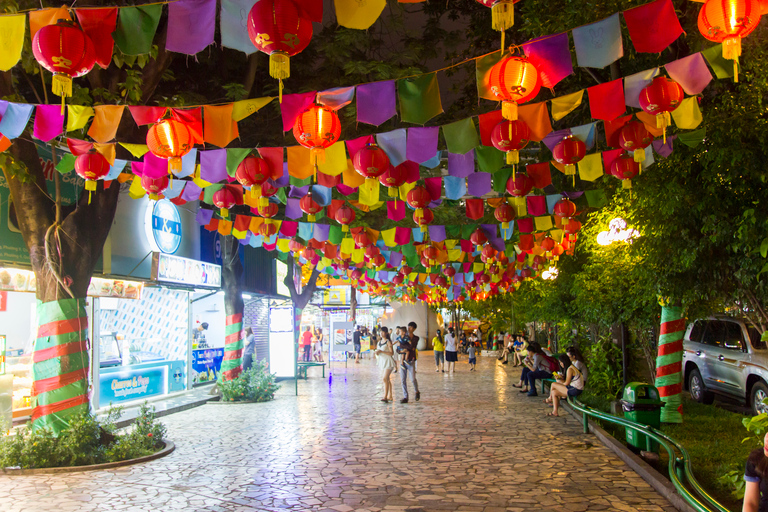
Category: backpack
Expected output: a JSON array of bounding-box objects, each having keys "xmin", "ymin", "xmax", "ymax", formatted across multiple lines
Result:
[{"xmin": 541, "ymin": 353, "xmax": 559, "ymax": 373}]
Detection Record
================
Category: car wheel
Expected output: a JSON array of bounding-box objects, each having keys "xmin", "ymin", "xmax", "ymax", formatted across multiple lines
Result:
[
  {"xmin": 751, "ymin": 382, "xmax": 768, "ymax": 415},
  {"xmin": 688, "ymin": 368, "xmax": 714, "ymax": 404}
]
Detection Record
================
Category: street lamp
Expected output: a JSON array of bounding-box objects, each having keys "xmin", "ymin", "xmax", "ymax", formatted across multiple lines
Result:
[
  {"xmin": 542, "ymin": 267, "xmax": 559, "ymax": 280},
  {"xmin": 597, "ymin": 218, "xmax": 639, "ymax": 246}
]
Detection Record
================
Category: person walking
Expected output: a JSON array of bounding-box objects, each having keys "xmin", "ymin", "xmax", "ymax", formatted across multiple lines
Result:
[
  {"xmin": 396, "ymin": 321, "xmax": 420, "ymax": 403},
  {"xmin": 314, "ymin": 328, "xmax": 324, "ymax": 362},
  {"xmin": 375, "ymin": 326, "xmax": 396, "ymax": 402},
  {"xmin": 444, "ymin": 327, "xmax": 458, "ymax": 374},
  {"xmin": 353, "ymin": 326, "xmax": 362, "ymax": 363},
  {"xmin": 300, "ymin": 326, "xmax": 312, "ymax": 362},
  {"xmin": 467, "ymin": 340, "xmax": 477, "ymax": 371},
  {"xmin": 432, "ymin": 328, "xmax": 445, "ymax": 373},
  {"xmin": 242, "ymin": 327, "xmax": 256, "ymax": 372}
]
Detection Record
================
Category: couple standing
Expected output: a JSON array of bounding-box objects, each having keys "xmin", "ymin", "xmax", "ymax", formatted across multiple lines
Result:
[{"xmin": 375, "ymin": 322, "xmax": 420, "ymax": 403}]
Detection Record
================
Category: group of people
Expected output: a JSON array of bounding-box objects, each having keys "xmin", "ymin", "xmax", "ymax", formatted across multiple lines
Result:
[
  {"xmin": 299, "ymin": 326, "xmax": 324, "ymax": 362},
  {"xmin": 432, "ymin": 327, "xmax": 472, "ymax": 373},
  {"xmin": 373, "ymin": 322, "xmax": 421, "ymax": 403}
]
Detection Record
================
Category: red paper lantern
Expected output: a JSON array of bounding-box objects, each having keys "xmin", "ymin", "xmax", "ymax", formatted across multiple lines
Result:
[
  {"xmin": 553, "ymin": 136, "xmax": 586, "ymax": 181},
  {"xmin": 639, "ymin": 76, "xmax": 684, "ymax": 143},
  {"xmin": 493, "ymin": 202, "xmax": 516, "ymax": 229},
  {"xmin": 553, "ymin": 198, "xmax": 577, "ymax": 219},
  {"xmin": 372, "ymin": 254, "xmax": 386, "ymax": 268},
  {"xmin": 611, "ymin": 154, "xmax": 640, "ymax": 189},
  {"xmin": 482, "ymin": 245, "xmax": 496, "ymax": 261},
  {"xmin": 491, "ymin": 120, "xmax": 530, "ymax": 165},
  {"xmin": 261, "ymin": 181, "xmax": 278, "ymax": 200},
  {"xmin": 392, "ymin": 274, "xmax": 404, "ymax": 285},
  {"xmin": 335, "ymin": 203, "xmax": 355, "ymax": 232},
  {"xmin": 407, "ymin": 185, "xmax": 432, "ymax": 222},
  {"xmin": 258, "ymin": 202, "xmax": 278, "ymax": 219},
  {"xmin": 354, "ymin": 231, "xmax": 372, "ymax": 248},
  {"xmin": 413, "ymin": 207, "xmax": 433, "ymax": 232},
  {"xmin": 235, "ymin": 156, "xmax": 271, "ymax": 206},
  {"xmin": 259, "ymin": 222, "xmax": 278, "ymax": 239},
  {"xmin": 400, "ymin": 265, "xmax": 413, "ymax": 275},
  {"xmin": 247, "ymin": 0, "xmax": 313, "ymax": 100},
  {"xmin": 444, "ymin": 265, "xmax": 456, "ymax": 278},
  {"xmin": 487, "ymin": 55, "xmax": 540, "ymax": 121},
  {"xmin": 32, "ymin": 19, "xmax": 95, "ymax": 109},
  {"xmin": 698, "ymin": 0, "xmax": 761, "ymax": 82},
  {"xmin": 424, "ymin": 246, "xmax": 439, "ymax": 263},
  {"xmin": 74, "ymin": 151, "xmax": 110, "ymax": 197},
  {"xmin": 618, "ymin": 121, "xmax": 653, "ymax": 163},
  {"xmin": 470, "ymin": 228, "xmax": 488, "ymax": 247},
  {"xmin": 213, "ymin": 186, "xmax": 240, "ymax": 218},
  {"xmin": 506, "ymin": 173, "xmax": 533, "ymax": 197},
  {"xmin": 563, "ymin": 219, "xmax": 582, "ymax": 235},
  {"xmin": 540, "ymin": 236, "xmax": 555, "ymax": 252},
  {"xmin": 379, "ymin": 163, "xmax": 408, "ymax": 197},
  {"xmin": 289, "ymin": 238, "xmax": 304, "ymax": 253},
  {"xmin": 141, "ymin": 175, "xmax": 170, "ymax": 201},
  {"xmin": 351, "ymin": 269, "xmax": 364, "ymax": 281},
  {"xmin": 293, "ymin": 105, "xmax": 341, "ymax": 166},
  {"xmin": 434, "ymin": 276, "xmax": 448, "ymax": 288},
  {"xmin": 299, "ymin": 191, "xmax": 323, "ymax": 222},
  {"xmin": 365, "ymin": 245, "xmax": 380, "ymax": 259},
  {"xmin": 520, "ymin": 267, "xmax": 532, "ymax": 279},
  {"xmin": 353, "ymin": 143, "xmax": 391, "ymax": 188},
  {"xmin": 146, "ymin": 119, "xmax": 194, "ymax": 175}
]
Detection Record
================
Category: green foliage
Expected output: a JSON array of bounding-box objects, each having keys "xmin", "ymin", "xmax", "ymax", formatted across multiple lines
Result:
[
  {"xmin": 219, "ymin": 361, "xmax": 280, "ymax": 402},
  {"xmin": 583, "ymin": 334, "xmax": 624, "ymax": 401},
  {"xmin": 0, "ymin": 404, "xmax": 166, "ymax": 470}
]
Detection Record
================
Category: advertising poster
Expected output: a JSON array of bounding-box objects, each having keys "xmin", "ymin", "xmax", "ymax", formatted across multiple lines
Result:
[
  {"xmin": 191, "ymin": 348, "xmax": 224, "ymax": 384},
  {"xmin": 99, "ymin": 365, "xmax": 168, "ymax": 408}
]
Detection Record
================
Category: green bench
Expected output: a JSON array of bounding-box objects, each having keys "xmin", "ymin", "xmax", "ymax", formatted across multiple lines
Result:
[
  {"xmin": 297, "ymin": 361, "xmax": 326, "ymax": 379},
  {"xmin": 541, "ymin": 378, "xmax": 556, "ymax": 395}
]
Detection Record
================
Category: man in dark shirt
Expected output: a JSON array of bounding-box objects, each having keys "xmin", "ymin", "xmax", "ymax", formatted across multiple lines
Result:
[
  {"xmin": 353, "ymin": 326, "xmax": 362, "ymax": 364},
  {"xmin": 397, "ymin": 321, "xmax": 420, "ymax": 403}
]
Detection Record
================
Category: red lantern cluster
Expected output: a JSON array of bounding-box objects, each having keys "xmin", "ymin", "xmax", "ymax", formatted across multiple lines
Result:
[
  {"xmin": 553, "ymin": 136, "xmax": 586, "ymax": 183},
  {"xmin": 235, "ymin": 155, "xmax": 271, "ymax": 207},
  {"xmin": 639, "ymin": 76, "xmax": 684, "ymax": 144},
  {"xmin": 407, "ymin": 186, "xmax": 432, "ymax": 232},
  {"xmin": 618, "ymin": 121, "xmax": 653, "ymax": 163}
]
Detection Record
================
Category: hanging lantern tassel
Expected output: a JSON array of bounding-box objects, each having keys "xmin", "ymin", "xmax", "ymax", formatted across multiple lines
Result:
[
  {"xmin": 656, "ymin": 112, "xmax": 671, "ymax": 144},
  {"xmin": 421, "ymin": 225, "xmax": 427, "ymax": 233},
  {"xmin": 310, "ymin": 147, "xmax": 326, "ymax": 166},
  {"xmin": 85, "ymin": 179, "xmax": 97, "ymax": 204},
  {"xmin": 220, "ymin": 208, "xmax": 229, "ymax": 218},
  {"xmin": 722, "ymin": 37, "xmax": 741, "ymax": 83},
  {"xmin": 564, "ymin": 163, "xmax": 576, "ymax": 187},
  {"xmin": 415, "ymin": 207, "xmax": 423, "ymax": 220},
  {"xmin": 270, "ymin": 51, "xmax": 290, "ymax": 103},
  {"xmin": 622, "ymin": 179, "xmax": 632, "ymax": 190},
  {"xmin": 506, "ymin": 149, "xmax": 519, "ymax": 165},
  {"xmin": 502, "ymin": 221, "xmax": 509, "ymax": 230},
  {"xmin": 52, "ymin": 73, "xmax": 72, "ymax": 114},
  {"xmin": 168, "ymin": 157, "xmax": 182, "ymax": 175},
  {"xmin": 633, "ymin": 148, "xmax": 645, "ymax": 164},
  {"xmin": 502, "ymin": 100, "xmax": 518, "ymax": 121},
  {"xmin": 308, "ymin": 214, "xmax": 316, "ymax": 222},
  {"xmin": 251, "ymin": 184, "xmax": 262, "ymax": 200},
  {"xmin": 388, "ymin": 186, "xmax": 398, "ymax": 197},
  {"xmin": 149, "ymin": 193, "xmax": 160, "ymax": 201},
  {"xmin": 342, "ymin": 224, "xmax": 349, "ymax": 233}
]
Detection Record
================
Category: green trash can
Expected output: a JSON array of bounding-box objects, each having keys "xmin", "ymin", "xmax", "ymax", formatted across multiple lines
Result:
[{"xmin": 621, "ymin": 382, "xmax": 664, "ymax": 453}]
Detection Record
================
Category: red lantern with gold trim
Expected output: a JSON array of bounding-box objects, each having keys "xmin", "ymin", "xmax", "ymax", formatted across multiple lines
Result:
[
  {"xmin": 444, "ymin": 265, "xmax": 456, "ymax": 278},
  {"xmin": 413, "ymin": 207, "xmax": 434, "ymax": 233},
  {"xmin": 247, "ymin": 0, "xmax": 313, "ymax": 101},
  {"xmin": 639, "ymin": 76, "xmax": 684, "ymax": 144},
  {"xmin": 563, "ymin": 219, "xmax": 582, "ymax": 235},
  {"xmin": 299, "ymin": 190, "xmax": 323, "ymax": 222},
  {"xmin": 335, "ymin": 202, "xmax": 355, "ymax": 232},
  {"xmin": 74, "ymin": 151, "xmax": 110, "ymax": 201},
  {"xmin": 141, "ymin": 175, "xmax": 170, "ymax": 201},
  {"xmin": 354, "ymin": 231, "xmax": 372, "ymax": 248},
  {"xmin": 698, "ymin": 0, "xmax": 761, "ymax": 82},
  {"xmin": 258, "ymin": 202, "xmax": 278, "ymax": 219},
  {"xmin": 618, "ymin": 121, "xmax": 653, "ymax": 163},
  {"xmin": 506, "ymin": 173, "xmax": 533, "ymax": 197},
  {"xmin": 553, "ymin": 136, "xmax": 586, "ymax": 183},
  {"xmin": 146, "ymin": 118, "xmax": 194, "ymax": 175},
  {"xmin": 482, "ymin": 244, "xmax": 496, "ymax": 261},
  {"xmin": 32, "ymin": 19, "xmax": 95, "ymax": 111},
  {"xmin": 259, "ymin": 221, "xmax": 278, "ymax": 238},
  {"xmin": 293, "ymin": 104, "xmax": 341, "ymax": 166},
  {"xmin": 491, "ymin": 120, "xmax": 530, "ymax": 165},
  {"xmin": 379, "ymin": 163, "xmax": 408, "ymax": 197},
  {"xmin": 213, "ymin": 185, "xmax": 241, "ymax": 218},
  {"xmin": 235, "ymin": 156, "xmax": 271, "ymax": 207},
  {"xmin": 470, "ymin": 228, "xmax": 488, "ymax": 247},
  {"xmin": 407, "ymin": 185, "xmax": 431, "ymax": 221},
  {"xmin": 553, "ymin": 198, "xmax": 577, "ymax": 219},
  {"xmin": 353, "ymin": 143, "xmax": 390, "ymax": 188},
  {"xmin": 493, "ymin": 202, "xmax": 516, "ymax": 229},
  {"xmin": 610, "ymin": 154, "xmax": 640, "ymax": 189},
  {"xmin": 487, "ymin": 55, "xmax": 540, "ymax": 121}
]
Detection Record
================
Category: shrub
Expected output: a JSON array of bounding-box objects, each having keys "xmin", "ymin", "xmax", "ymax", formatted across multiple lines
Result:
[
  {"xmin": 0, "ymin": 402, "xmax": 166, "ymax": 470},
  {"xmin": 219, "ymin": 360, "xmax": 280, "ymax": 402},
  {"xmin": 583, "ymin": 334, "xmax": 624, "ymax": 401}
]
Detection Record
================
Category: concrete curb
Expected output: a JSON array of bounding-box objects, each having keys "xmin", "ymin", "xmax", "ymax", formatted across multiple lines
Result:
[
  {"xmin": 1, "ymin": 441, "xmax": 175, "ymax": 476},
  {"xmin": 113, "ymin": 396, "xmax": 217, "ymax": 429},
  {"xmin": 561, "ymin": 402, "xmax": 698, "ymax": 512}
]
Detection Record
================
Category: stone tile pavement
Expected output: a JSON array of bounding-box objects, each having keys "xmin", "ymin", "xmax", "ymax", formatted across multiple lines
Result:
[{"xmin": 1, "ymin": 354, "xmax": 678, "ymax": 512}]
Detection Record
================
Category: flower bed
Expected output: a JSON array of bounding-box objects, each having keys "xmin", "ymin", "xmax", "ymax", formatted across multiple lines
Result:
[{"xmin": 218, "ymin": 361, "xmax": 280, "ymax": 402}]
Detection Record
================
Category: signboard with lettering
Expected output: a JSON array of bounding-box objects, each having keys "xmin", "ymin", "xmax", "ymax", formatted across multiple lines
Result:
[
  {"xmin": 151, "ymin": 252, "xmax": 221, "ymax": 288},
  {"xmin": 98, "ymin": 365, "xmax": 168, "ymax": 407},
  {"xmin": 144, "ymin": 200, "xmax": 182, "ymax": 254},
  {"xmin": 0, "ymin": 291, "xmax": 5, "ymax": 312},
  {"xmin": 191, "ymin": 348, "xmax": 224, "ymax": 383}
]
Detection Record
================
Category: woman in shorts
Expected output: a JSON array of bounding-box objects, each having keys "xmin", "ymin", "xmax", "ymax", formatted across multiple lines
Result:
[{"xmin": 546, "ymin": 347, "xmax": 588, "ymax": 417}]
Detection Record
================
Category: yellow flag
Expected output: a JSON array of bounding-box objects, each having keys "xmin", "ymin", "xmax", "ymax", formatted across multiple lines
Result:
[
  {"xmin": 473, "ymin": 262, "xmax": 485, "ymax": 273},
  {"xmin": 340, "ymin": 237, "xmax": 354, "ymax": 254},
  {"xmin": 231, "ymin": 97, "xmax": 273, "ymax": 122},
  {"xmin": 272, "ymin": 238, "xmax": 287, "ymax": 252},
  {"xmin": 88, "ymin": 105, "xmax": 125, "ymax": 143},
  {"xmin": 511, "ymin": 196, "xmax": 527, "ymax": 216},
  {"xmin": 119, "ymin": 142, "xmax": 148, "ymax": 158},
  {"xmin": 68, "ymin": 106, "xmax": 95, "ymax": 132},
  {"xmin": 399, "ymin": 181, "xmax": 416, "ymax": 201},
  {"xmin": 358, "ymin": 178, "xmax": 380, "ymax": 206},
  {"xmin": 445, "ymin": 240, "xmax": 457, "ymax": 250},
  {"xmin": 381, "ymin": 228, "xmax": 397, "ymax": 247},
  {"xmin": 287, "ymin": 146, "xmax": 314, "ymax": 180},
  {"xmin": 550, "ymin": 90, "xmax": 584, "ymax": 121},
  {"xmin": 447, "ymin": 248, "xmax": 463, "ymax": 261},
  {"xmin": 0, "ymin": 15, "xmax": 25, "ymax": 71},
  {"xmin": 535, "ymin": 216, "xmax": 553, "ymax": 232},
  {"xmin": 367, "ymin": 201, "xmax": 385, "ymax": 211},
  {"xmin": 334, "ymin": 0, "xmax": 386, "ymax": 29},
  {"xmin": 352, "ymin": 248, "xmax": 365, "ymax": 263},
  {"xmin": 578, "ymin": 153, "xmax": 604, "ymax": 182},
  {"xmin": 128, "ymin": 175, "xmax": 145, "ymax": 199},
  {"xmin": 550, "ymin": 229, "xmax": 564, "ymax": 243},
  {"xmin": 232, "ymin": 227, "xmax": 247, "ymax": 240},
  {"xmin": 193, "ymin": 166, "xmax": 212, "ymax": 188},
  {"xmin": 317, "ymin": 142, "xmax": 347, "ymax": 176},
  {"xmin": 671, "ymin": 97, "xmax": 703, "ymax": 130}
]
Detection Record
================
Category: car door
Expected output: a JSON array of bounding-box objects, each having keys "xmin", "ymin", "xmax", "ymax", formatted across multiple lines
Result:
[
  {"xmin": 699, "ymin": 320, "xmax": 727, "ymax": 391},
  {"xmin": 702, "ymin": 319, "xmax": 747, "ymax": 394},
  {"xmin": 684, "ymin": 319, "xmax": 712, "ymax": 383}
]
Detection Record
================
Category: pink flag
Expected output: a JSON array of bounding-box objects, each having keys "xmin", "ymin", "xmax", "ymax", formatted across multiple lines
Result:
[
  {"xmin": 33, "ymin": 104, "xmax": 63, "ymax": 142},
  {"xmin": 387, "ymin": 200, "xmax": 405, "ymax": 221},
  {"xmin": 665, "ymin": 53, "xmax": 713, "ymax": 95},
  {"xmin": 394, "ymin": 226, "xmax": 411, "ymax": 245},
  {"xmin": 623, "ymin": 0, "xmax": 683, "ymax": 54},
  {"xmin": 281, "ymin": 91, "xmax": 317, "ymax": 132},
  {"xmin": 357, "ymin": 81, "xmax": 396, "ymax": 126}
]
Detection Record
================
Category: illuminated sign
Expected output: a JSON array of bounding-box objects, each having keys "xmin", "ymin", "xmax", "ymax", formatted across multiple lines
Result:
[
  {"xmin": 152, "ymin": 252, "xmax": 221, "ymax": 288},
  {"xmin": 275, "ymin": 260, "xmax": 290, "ymax": 297},
  {"xmin": 145, "ymin": 200, "xmax": 182, "ymax": 254},
  {"xmin": 0, "ymin": 268, "xmax": 143, "ymax": 299},
  {"xmin": 269, "ymin": 306, "xmax": 295, "ymax": 378},
  {"xmin": 323, "ymin": 286, "xmax": 347, "ymax": 305}
]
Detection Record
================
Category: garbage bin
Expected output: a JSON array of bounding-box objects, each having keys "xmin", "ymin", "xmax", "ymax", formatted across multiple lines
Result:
[{"xmin": 621, "ymin": 382, "xmax": 664, "ymax": 453}]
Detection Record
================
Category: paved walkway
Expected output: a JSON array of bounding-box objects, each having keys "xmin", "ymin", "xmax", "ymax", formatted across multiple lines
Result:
[{"xmin": 2, "ymin": 354, "xmax": 676, "ymax": 512}]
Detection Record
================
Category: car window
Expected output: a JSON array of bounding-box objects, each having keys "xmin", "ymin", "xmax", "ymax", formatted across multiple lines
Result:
[
  {"xmin": 701, "ymin": 321, "xmax": 725, "ymax": 347},
  {"xmin": 688, "ymin": 320, "xmax": 706, "ymax": 343},
  {"xmin": 748, "ymin": 327, "xmax": 766, "ymax": 350},
  {"xmin": 723, "ymin": 322, "xmax": 745, "ymax": 350}
]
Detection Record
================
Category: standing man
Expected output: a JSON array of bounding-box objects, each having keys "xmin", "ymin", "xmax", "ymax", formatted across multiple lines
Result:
[
  {"xmin": 397, "ymin": 321, "xmax": 421, "ymax": 403},
  {"xmin": 301, "ymin": 326, "xmax": 312, "ymax": 362},
  {"xmin": 193, "ymin": 322, "xmax": 209, "ymax": 348},
  {"xmin": 353, "ymin": 326, "xmax": 362, "ymax": 363}
]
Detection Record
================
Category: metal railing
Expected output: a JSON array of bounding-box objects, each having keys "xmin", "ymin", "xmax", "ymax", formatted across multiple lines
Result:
[{"xmin": 566, "ymin": 397, "xmax": 731, "ymax": 512}]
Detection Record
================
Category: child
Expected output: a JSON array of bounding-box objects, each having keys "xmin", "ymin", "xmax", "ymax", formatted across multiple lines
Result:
[{"xmin": 467, "ymin": 341, "xmax": 477, "ymax": 371}]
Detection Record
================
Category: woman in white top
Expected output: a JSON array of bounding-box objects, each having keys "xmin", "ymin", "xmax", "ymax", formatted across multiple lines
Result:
[
  {"xmin": 547, "ymin": 346, "xmax": 588, "ymax": 417},
  {"xmin": 444, "ymin": 328, "xmax": 458, "ymax": 374},
  {"xmin": 375, "ymin": 327, "xmax": 397, "ymax": 402}
]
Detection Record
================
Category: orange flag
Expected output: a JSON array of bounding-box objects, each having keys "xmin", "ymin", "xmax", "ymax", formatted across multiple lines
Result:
[
  {"xmin": 29, "ymin": 6, "xmax": 70, "ymax": 40},
  {"xmin": 286, "ymin": 146, "xmax": 314, "ymax": 180},
  {"xmin": 203, "ymin": 104, "xmax": 239, "ymax": 147},
  {"xmin": 518, "ymin": 102, "xmax": 552, "ymax": 142},
  {"xmin": 87, "ymin": 105, "xmax": 125, "ymax": 143}
]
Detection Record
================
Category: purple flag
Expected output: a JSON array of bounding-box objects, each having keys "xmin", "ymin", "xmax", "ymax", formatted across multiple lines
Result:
[
  {"xmin": 166, "ymin": 0, "xmax": 216, "ymax": 55},
  {"xmin": 448, "ymin": 150, "xmax": 474, "ymax": 178},
  {"xmin": 523, "ymin": 32, "xmax": 573, "ymax": 89},
  {"xmin": 272, "ymin": 162, "xmax": 290, "ymax": 188},
  {"xmin": 312, "ymin": 223, "xmax": 330, "ymax": 242},
  {"xmin": 406, "ymin": 127, "xmax": 439, "ymax": 163},
  {"xmin": 390, "ymin": 251, "xmax": 403, "ymax": 267},
  {"xmin": 200, "ymin": 149, "xmax": 228, "ymax": 183},
  {"xmin": 665, "ymin": 53, "xmax": 712, "ymax": 95},
  {"xmin": 652, "ymin": 136, "xmax": 675, "ymax": 158},
  {"xmin": 429, "ymin": 225, "xmax": 446, "ymax": 242},
  {"xmin": 481, "ymin": 224, "xmax": 499, "ymax": 238},
  {"xmin": 285, "ymin": 198, "xmax": 303, "ymax": 219},
  {"xmin": 181, "ymin": 182, "xmax": 201, "ymax": 201},
  {"xmin": 33, "ymin": 104, "xmax": 64, "ymax": 142},
  {"xmin": 542, "ymin": 129, "xmax": 571, "ymax": 152},
  {"xmin": 289, "ymin": 185, "xmax": 309, "ymax": 199},
  {"xmin": 357, "ymin": 81, "xmax": 396, "ymax": 126},
  {"xmin": 467, "ymin": 173, "xmax": 491, "ymax": 197},
  {"xmin": 195, "ymin": 207, "xmax": 214, "ymax": 226}
]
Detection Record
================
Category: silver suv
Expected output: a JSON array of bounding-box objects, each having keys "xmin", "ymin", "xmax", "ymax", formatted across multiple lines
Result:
[{"xmin": 682, "ymin": 317, "xmax": 767, "ymax": 415}]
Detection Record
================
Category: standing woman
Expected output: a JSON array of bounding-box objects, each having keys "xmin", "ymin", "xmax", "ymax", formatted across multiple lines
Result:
[
  {"xmin": 433, "ymin": 329, "xmax": 445, "ymax": 373},
  {"xmin": 444, "ymin": 327, "xmax": 458, "ymax": 374},
  {"xmin": 314, "ymin": 328, "xmax": 324, "ymax": 362},
  {"xmin": 375, "ymin": 327, "xmax": 396, "ymax": 402}
]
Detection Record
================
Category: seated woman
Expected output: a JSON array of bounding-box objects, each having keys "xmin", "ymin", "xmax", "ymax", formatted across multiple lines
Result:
[
  {"xmin": 496, "ymin": 332, "xmax": 513, "ymax": 364},
  {"xmin": 546, "ymin": 347, "xmax": 588, "ymax": 417},
  {"xmin": 511, "ymin": 344, "xmax": 539, "ymax": 393},
  {"xmin": 512, "ymin": 335, "xmax": 527, "ymax": 367}
]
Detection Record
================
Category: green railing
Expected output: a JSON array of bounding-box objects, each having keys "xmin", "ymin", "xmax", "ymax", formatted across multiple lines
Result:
[{"xmin": 566, "ymin": 397, "xmax": 731, "ymax": 512}]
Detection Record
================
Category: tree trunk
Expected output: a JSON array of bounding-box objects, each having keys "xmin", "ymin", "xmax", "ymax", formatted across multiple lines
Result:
[
  {"xmin": 349, "ymin": 285, "xmax": 357, "ymax": 323},
  {"xmin": 220, "ymin": 235, "xmax": 244, "ymax": 381},
  {"xmin": 655, "ymin": 304, "xmax": 685, "ymax": 424},
  {"xmin": 283, "ymin": 255, "xmax": 321, "ymax": 364}
]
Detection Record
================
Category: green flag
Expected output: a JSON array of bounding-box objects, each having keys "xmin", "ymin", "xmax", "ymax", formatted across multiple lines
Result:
[
  {"xmin": 328, "ymin": 225, "xmax": 343, "ymax": 245},
  {"xmin": 492, "ymin": 168, "xmax": 513, "ymax": 193},
  {"xmin": 397, "ymin": 73, "xmax": 443, "ymax": 125},
  {"xmin": 442, "ymin": 118, "xmax": 479, "ymax": 155},
  {"xmin": 290, "ymin": 176, "xmax": 312, "ymax": 187},
  {"xmin": 113, "ymin": 5, "xmax": 163, "ymax": 55},
  {"xmin": 476, "ymin": 51, "xmax": 503, "ymax": 101},
  {"xmin": 476, "ymin": 145, "xmax": 504, "ymax": 173},
  {"xmin": 701, "ymin": 45, "xmax": 735, "ymax": 79},
  {"xmin": 202, "ymin": 184, "xmax": 225, "ymax": 205},
  {"xmin": 446, "ymin": 225, "xmax": 461, "ymax": 238},
  {"xmin": 56, "ymin": 153, "xmax": 76, "ymax": 174},
  {"xmin": 461, "ymin": 223, "xmax": 479, "ymax": 239},
  {"xmin": 226, "ymin": 148, "xmax": 252, "ymax": 177},
  {"xmin": 678, "ymin": 128, "xmax": 706, "ymax": 148},
  {"xmin": 584, "ymin": 189, "xmax": 608, "ymax": 208}
]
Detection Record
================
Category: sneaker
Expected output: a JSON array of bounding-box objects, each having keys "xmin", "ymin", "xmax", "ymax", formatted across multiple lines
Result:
[
  {"xmin": 435, "ymin": 368, "xmax": 439, "ymax": 372},
  {"xmin": 441, "ymin": 370, "xmax": 445, "ymax": 373},
  {"xmin": 502, "ymin": 361, "xmax": 508, "ymax": 365},
  {"xmin": 415, "ymin": 391, "xmax": 420, "ymax": 401},
  {"xmin": 527, "ymin": 391, "xmax": 538, "ymax": 397},
  {"xmin": 400, "ymin": 398, "xmax": 408, "ymax": 403}
]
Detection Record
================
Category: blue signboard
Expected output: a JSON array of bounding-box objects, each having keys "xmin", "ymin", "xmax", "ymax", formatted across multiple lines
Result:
[
  {"xmin": 192, "ymin": 348, "xmax": 224, "ymax": 384},
  {"xmin": 146, "ymin": 200, "xmax": 182, "ymax": 254},
  {"xmin": 99, "ymin": 365, "xmax": 168, "ymax": 408}
]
